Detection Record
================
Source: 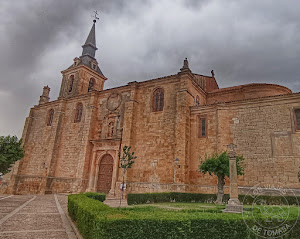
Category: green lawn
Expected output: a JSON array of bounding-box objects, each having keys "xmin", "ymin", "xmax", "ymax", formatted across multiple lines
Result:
[{"xmin": 126, "ymin": 202, "xmax": 299, "ymax": 221}]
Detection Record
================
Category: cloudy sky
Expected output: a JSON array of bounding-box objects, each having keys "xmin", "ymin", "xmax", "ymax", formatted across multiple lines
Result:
[{"xmin": 1, "ymin": 0, "xmax": 300, "ymax": 137}]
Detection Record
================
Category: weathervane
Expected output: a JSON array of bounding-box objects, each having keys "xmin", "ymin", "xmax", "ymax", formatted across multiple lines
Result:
[{"xmin": 91, "ymin": 10, "xmax": 99, "ymax": 23}]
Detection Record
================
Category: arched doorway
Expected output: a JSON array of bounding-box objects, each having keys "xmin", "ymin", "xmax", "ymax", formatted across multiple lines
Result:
[{"xmin": 97, "ymin": 154, "xmax": 113, "ymax": 193}]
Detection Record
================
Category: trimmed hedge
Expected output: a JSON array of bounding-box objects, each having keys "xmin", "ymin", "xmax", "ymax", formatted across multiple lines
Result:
[
  {"xmin": 68, "ymin": 194, "xmax": 300, "ymax": 239},
  {"xmin": 127, "ymin": 193, "xmax": 225, "ymax": 205},
  {"xmin": 83, "ymin": 192, "xmax": 106, "ymax": 202},
  {"xmin": 127, "ymin": 192, "xmax": 300, "ymax": 206}
]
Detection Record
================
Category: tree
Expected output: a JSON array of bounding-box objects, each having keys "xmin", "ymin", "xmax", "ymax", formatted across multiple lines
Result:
[
  {"xmin": 0, "ymin": 135, "xmax": 24, "ymax": 174},
  {"xmin": 118, "ymin": 145, "xmax": 137, "ymax": 206},
  {"xmin": 199, "ymin": 151, "xmax": 244, "ymax": 204}
]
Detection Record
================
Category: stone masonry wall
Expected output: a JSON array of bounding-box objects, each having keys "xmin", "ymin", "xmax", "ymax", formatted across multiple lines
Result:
[
  {"xmin": 10, "ymin": 101, "xmax": 62, "ymax": 194},
  {"xmin": 9, "ymin": 69, "xmax": 300, "ymax": 195},
  {"xmin": 190, "ymin": 94, "xmax": 300, "ymax": 191},
  {"xmin": 53, "ymin": 96, "xmax": 90, "ymax": 179},
  {"xmin": 123, "ymin": 77, "xmax": 180, "ymax": 185}
]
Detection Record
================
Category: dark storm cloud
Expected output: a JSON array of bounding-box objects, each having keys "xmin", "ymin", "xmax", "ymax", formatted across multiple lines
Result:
[
  {"xmin": 1, "ymin": 0, "xmax": 300, "ymax": 136},
  {"xmin": 0, "ymin": 0, "xmax": 126, "ymax": 136}
]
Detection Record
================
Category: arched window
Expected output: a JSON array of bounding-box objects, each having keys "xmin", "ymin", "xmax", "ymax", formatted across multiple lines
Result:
[
  {"xmin": 88, "ymin": 78, "xmax": 95, "ymax": 92},
  {"xmin": 47, "ymin": 109, "xmax": 54, "ymax": 126},
  {"xmin": 195, "ymin": 95, "xmax": 200, "ymax": 106},
  {"xmin": 68, "ymin": 75, "xmax": 74, "ymax": 93},
  {"xmin": 74, "ymin": 103, "xmax": 83, "ymax": 123},
  {"xmin": 152, "ymin": 88, "xmax": 164, "ymax": 112}
]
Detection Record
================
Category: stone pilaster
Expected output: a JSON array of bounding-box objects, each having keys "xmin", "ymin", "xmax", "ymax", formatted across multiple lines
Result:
[
  {"xmin": 121, "ymin": 81, "xmax": 138, "ymax": 148},
  {"xmin": 45, "ymin": 101, "xmax": 66, "ymax": 193},
  {"xmin": 173, "ymin": 73, "xmax": 193, "ymax": 184}
]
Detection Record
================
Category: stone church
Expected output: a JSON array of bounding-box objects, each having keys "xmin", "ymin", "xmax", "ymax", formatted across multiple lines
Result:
[{"xmin": 4, "ymin": 20, "xmax": 300, "ymax": 195}]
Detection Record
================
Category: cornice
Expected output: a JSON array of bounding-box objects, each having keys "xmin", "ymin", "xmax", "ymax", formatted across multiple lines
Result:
[{"xmin": 191, "ymin": 92, "xmax": 300, "ymax": 113}]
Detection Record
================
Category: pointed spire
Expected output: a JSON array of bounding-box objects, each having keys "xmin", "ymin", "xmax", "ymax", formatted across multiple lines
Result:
[
  {"xmin": 76, "ymin": 18, "xmax": 105, "ymax": 76},
  {"xmin": 81, "ymin": 21, "xmax": 98, "ymax": 58},
  {"xmin": 179, "ymin": 58, "xmax": 192, "ymax": 74},
  {"xmin": 85, "ymin": 21, "xmax": 96, "ymax": 46}
]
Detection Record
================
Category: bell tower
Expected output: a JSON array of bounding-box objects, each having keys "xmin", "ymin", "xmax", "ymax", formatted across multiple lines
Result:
[{"xmin": 59, "ymin": 18, "xmax": 107, "ymax": 99}]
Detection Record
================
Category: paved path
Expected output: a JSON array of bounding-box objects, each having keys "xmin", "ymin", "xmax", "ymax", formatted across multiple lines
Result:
[
  {"xmin": 0, "ymin": 194, "xmax": 80, "ymax": 239},
  {"xmin": 103, "ymin": 197, "xmax": 128, "ymax": 207}
]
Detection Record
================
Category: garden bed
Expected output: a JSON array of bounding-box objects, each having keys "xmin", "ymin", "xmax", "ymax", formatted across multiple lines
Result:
[{"xmin": 68, "ymin": 193, "xmax": 300, "ymax": 239}]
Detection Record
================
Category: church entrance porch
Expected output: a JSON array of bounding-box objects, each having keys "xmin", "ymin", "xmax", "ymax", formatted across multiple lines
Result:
[
  {"xmin": 97, "ymin": 154, "xmax": 113, "ymax": 193},
  {"xmin": 88, "ymin": 139, "xmax": 121, "ymax": 196}
]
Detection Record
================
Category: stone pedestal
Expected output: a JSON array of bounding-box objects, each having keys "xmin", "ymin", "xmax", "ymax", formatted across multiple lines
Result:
[
  {"xmin": 223, "ymin": 144, "xmax": 243, "ymax": 213},
  {"xmin": 223, "ymin": 198, "xmax": 243, "ymax": 213}
]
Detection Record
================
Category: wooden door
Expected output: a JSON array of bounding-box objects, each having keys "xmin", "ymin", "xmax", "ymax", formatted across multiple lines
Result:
[{"xmin": 97, "ymin": 154, "xmax": 113, "ymax": 193}]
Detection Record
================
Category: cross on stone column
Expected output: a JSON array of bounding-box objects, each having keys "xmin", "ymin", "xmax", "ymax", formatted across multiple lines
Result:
[
  {"xmin": 223, "ymin": 143, "xmax": 243, "ymax": 213},
  {"xmin": 227, "ymin": 143, "xmax": 237, "ymax": 157}
]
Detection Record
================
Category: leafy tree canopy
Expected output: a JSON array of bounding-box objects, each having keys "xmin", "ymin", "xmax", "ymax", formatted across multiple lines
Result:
[
  {"xmin": 199, "ymin": 151, "xmax": 244, "ymax": 179},
  {"xmin": 0, "ymin": 135, "xmax": 24, "ymax": 174},
  {"xmin": 199, "ymin": 151, "xmax": 244, "ymax": 204},
  {"xmin": 118, "ymin": 146, "xmax": 137, "ymax": 171}
]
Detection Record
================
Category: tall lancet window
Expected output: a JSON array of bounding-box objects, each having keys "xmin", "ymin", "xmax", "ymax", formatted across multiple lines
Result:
[
  {"xmin": 74, "ymin": 103, "xmax": 83, "ymax": 123},
  {"xmin": 68, "ymin": 75, "xmax": 74, "ymax": 93},
  {"xmin": 47, "ymin": 109, "xmax": 54, "ymax": 126},
  {"xmin": 152, "ymin": 88, "xmax": 164, "ymax": 112},
  {"xmin": 88, "ymin": 78, "xmax": 95, "ymax": 92}
]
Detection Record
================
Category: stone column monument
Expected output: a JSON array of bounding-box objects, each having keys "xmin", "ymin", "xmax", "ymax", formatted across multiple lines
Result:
[{"xmin": 223, "ymin": 144, "xmax": 243, "ymax": 213}]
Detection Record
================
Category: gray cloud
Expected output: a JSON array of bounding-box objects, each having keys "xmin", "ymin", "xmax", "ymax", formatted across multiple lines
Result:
[{"xmin": 1, "ymin": 0, "xmax": 300, "ymax": 137}]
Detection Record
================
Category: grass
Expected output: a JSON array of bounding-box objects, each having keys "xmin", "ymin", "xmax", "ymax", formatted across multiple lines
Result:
[{"xmin": 126, "ymin": 202, "xmax": 300, "ymax": 221}]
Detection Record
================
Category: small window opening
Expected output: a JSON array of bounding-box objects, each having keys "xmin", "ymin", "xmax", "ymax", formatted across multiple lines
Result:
[
  {"xmin": 74, "ymin": 103, "xmax": 83, "ymax": 123},
  {"xmin": 88, "ymin": 78, "xmax": 95, "ymax": 92},
  {"xmin": 198, "ymin": 116, "xmax": 206, "ymax": 137},
  {"xmin": 295, "ymin": 109, "xmax": 300, "ymax": 131},
  {"xmin": 68, "ymin": 75, "xmax": 74, "ymax": 93},
  {"xmin": 47, "ymin": 109, "xmax": 54, "ymax": 126}
]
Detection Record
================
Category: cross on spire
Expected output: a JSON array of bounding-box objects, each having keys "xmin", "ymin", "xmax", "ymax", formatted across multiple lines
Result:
[{"xmin": 91, "ymin": 10, "xmax": 99, "ymax": 23}]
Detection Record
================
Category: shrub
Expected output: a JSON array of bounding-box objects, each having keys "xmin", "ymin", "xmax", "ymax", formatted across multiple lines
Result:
[
  {"xmin": 170, "ymin": 192, "xmax": 221, "ymax": 203},
  {"xmin": 84, "ymin": 192, "xmax": 106, "ymax": 202},
  {"xmin": 128, "ymin": 192, "xmax": 300, "ymax": 206},
  {"xmin": 127, "ymin": 192, "xmax": 226, "ymax": 205},
  {"xmin": 68, "ymin": 194, "xmax": 110, "ymax": 238},
  {"xmin": 127, "ymin": 193, "xmax": 171, "ymax": 205},
  {"xmin": 68, "ymin": 194, "xmax": 300, "ymax": 239},
  {"xmin": 239, "ymin": 194, "xmax": 300, "ymax": 206}
]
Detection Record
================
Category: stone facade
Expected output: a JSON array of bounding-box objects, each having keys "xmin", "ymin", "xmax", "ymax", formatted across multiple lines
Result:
[{"xmin": 3, "ymin": 22, "xmax": 300, "ymax": 196}]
